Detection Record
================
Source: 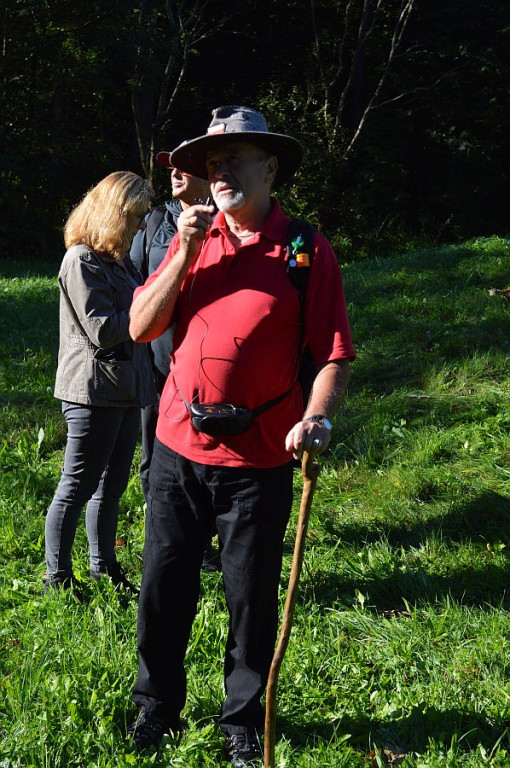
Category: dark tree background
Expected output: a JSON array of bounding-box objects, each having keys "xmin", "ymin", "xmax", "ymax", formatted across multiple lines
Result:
[{"xmin": 1, "ymin": 0, "xmax": 508, "ymax": 260}]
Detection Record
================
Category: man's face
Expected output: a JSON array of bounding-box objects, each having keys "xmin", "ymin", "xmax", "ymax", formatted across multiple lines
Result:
[
  {"xmin": 205, "ymin": 142, "xmax": 276, "ymax": 214},
  {"xmin": 170, "ymin": 168, "xmax": 209, "ymax": 205}
]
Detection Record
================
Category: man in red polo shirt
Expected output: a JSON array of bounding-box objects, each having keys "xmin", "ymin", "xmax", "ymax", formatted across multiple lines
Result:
[{"xmin": 127, "ymin": 106, "xmax": 355, "ymax": 766}]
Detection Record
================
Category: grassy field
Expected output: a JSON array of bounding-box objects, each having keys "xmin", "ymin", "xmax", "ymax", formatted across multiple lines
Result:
[{"xmin": 0, "ymin": 237, "xmax": 509, "ymax": 767}]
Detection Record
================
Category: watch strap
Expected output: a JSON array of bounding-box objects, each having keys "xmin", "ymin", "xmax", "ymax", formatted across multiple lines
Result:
[{"xmin": 305, "ymin": 414, "xmax": 332, "ymax": 430}]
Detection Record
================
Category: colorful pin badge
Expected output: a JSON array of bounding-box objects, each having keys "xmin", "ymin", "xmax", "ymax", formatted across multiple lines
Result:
[
  {"xmin": 287, "ymin": 232, "xmax": 310, "ymax": 270},
  {"xmin": 296, "ymin": 253, "xmax": 310, "ymax": 266}
]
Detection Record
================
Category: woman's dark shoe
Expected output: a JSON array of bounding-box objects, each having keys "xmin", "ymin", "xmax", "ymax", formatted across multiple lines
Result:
[
  {"xmin": 224, "ymin": 730, "xmax": 263, "ymax": 767},
  {"xmin": 43, "ymin": 574, "xmax": 83, "ymax": 600},
  {"xmin": 90, "ymin": 562, "xmax": 139, "ymax": 595},
  {"xmin": 126, "ymin": 707, "xmax": 180, "ymax": 750}
]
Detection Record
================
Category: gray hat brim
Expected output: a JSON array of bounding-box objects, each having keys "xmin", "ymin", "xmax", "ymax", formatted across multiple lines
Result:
[{"xmin": 169, "ymin": 131, "xmax": 303, "ymax": 186}]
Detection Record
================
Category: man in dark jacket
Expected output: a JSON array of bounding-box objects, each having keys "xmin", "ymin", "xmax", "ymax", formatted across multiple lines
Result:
[{"xmin": 130, "ymin": 159, "xmax": 218, "ymax": 565}]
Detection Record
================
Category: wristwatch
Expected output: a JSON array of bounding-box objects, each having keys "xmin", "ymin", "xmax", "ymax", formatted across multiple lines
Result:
[{"xmin": 305, "ymin": 415, "xmax": 332, "ymax": 431}]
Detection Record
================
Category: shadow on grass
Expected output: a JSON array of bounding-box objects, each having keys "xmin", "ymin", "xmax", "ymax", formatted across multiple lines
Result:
[
  {"xmin": 344, "ymin": 242, "xmax": 510, "ymax": 397},
  {"xmin": 293, "ymin": 491, "xmax": 510, "ymax": 610},
  {"xmin": 299, "ymin": 557, "xmax": 510, "ymax": 611},
  {"xmin": 349, "ymin": 315, "xmax": 510, "ymax": 397},
  {"xmin": 0, "ymin": 390, "xmax": 56, "ymax": 408},
  {"xmin": 278, "ymin": 704, "xmax": 508, "ymax": 758},
  {"xmin": 0, "ymin": 259, "xmax": 59, "ymax": 279},
  {"xmin": 321, "ymin": 490, "xmax": 510, "ymax": 549},
  {"xmin": 0, "ymin": 291, "xmax": 58, "ymax": 351}
]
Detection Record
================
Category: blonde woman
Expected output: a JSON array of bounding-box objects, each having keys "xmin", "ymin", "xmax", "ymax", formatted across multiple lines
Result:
[{"xmin": 44, "ymin": 171, "xmax": 156, "ymax": 595}]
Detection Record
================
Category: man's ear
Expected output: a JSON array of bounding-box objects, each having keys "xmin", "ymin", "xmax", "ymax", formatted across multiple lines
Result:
[{"xmin": 265, "ymin": 156, "xmax": 278, "ymax": 184}]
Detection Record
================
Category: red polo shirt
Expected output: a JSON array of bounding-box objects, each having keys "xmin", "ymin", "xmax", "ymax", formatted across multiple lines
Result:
[{"xmin": 134, "ymin": 199, "xmax": 355, "ymax": 468}]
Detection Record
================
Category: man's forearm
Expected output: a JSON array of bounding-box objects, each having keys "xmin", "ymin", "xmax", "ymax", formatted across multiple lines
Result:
[
  {"xmin": 285, "ymin": 359, "xmax": 350, "ymax": 457},
  {"xmin": 303, "ymin": 359, "xmax": 350, "ymax": 420},
  {"xmin": 129, "ymin": 249, "xmax": 190, "ymax": 342}
]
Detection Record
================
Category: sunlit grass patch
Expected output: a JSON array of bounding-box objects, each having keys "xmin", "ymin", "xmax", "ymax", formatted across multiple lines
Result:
[{"xmin": 1, "ymin": 239, "xmax": 509, "ymax": 766}]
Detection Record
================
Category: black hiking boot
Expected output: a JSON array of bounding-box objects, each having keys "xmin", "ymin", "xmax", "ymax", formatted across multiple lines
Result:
[
  {"xmin": 43, "ymin": 573, "xmax": 84, "ymax": 601},
  {"xmin": 126, "ymin": 707, "xmax": 180, "ymax": 750},
  {"xmin": 90, "ymin": 562, "xmax": 139, "ymax": 595},
  {"xmin": 224, "ymin": 730, "xmax": 263, "ymax": 767}
]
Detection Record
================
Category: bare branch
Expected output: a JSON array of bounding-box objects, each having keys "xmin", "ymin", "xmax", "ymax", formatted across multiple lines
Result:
[
  {"xmin": 370, "ymin": 61, "xmax": 470, "ymax": 111},
  {"xmin": 335, "ymin": 0, "xmax": 379, "ymax": 138},
  {"xmin": 310, "ymin": 0, "xmax": 356, "ymax": 126},
  {"xmin": 131, "ymin": 0, "xmax": 221, "ymax": 182},
  {"xmin": 342, "ymin": 0, "xmax": 415, "ymax": 158}
]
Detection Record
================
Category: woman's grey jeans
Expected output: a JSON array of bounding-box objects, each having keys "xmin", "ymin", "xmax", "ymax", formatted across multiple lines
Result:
[{"xmin": 45, "ymin": 401, "xmax": 140, "ymax": 578}]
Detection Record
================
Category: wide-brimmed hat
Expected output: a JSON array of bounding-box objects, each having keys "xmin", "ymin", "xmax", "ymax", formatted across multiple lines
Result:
[{"xmin": 168, "ymin": 105, "xmax": 303, "ymax": 186}]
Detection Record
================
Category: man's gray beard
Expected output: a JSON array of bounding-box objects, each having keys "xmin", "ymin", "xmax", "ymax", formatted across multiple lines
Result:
[{"xmin": 214, "ymin": 189, "xmax": 245, "ymax": 213}]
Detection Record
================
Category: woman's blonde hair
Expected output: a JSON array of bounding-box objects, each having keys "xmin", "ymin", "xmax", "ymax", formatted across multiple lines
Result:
[{"xmin": 64, "ymin": 171, "xmax": 154, "ymax": 259}]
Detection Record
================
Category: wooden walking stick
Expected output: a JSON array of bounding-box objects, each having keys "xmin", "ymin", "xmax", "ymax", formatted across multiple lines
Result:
[{"xmin": 264, "ymin": 450, "xmax": 320, "ymax": 768}]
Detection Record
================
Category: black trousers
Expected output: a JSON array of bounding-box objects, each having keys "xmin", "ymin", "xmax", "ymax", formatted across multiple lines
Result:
[
  {"xmin": 139, "ymin": 367, "xmax": 167, "ymax": 506},
  {"xmin": 132, "ymin": 439, "xmax": 293, "ymax": 734}
]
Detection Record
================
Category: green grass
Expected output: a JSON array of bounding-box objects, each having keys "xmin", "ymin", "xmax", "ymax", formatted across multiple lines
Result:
[{"xmin": 1, "ymin": 236, "xmax": 509, "ymax": 767}]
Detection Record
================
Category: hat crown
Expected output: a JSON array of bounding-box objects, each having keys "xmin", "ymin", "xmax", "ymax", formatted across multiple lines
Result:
[
  {"xmin": 207, "ymin": 106, "xmax": 269, "ymax": 136},
  {"xmin": 169, "ymin": 104, "xmax": 303, "ymax": 186}
]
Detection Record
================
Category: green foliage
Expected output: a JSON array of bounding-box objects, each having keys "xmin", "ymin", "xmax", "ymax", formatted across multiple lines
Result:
[
  {"xmin": 256, "ymin": 1, "xmax": 510, "ymax": 255},
  {"xmin": 1, "ymin": 1, "xmax": 509, "ymax": 261},
  {"xmin": 0, "ymin": 239, "xmax": 509, "ymax": 765},
  {"xmin": 0, "ymin": 0, "xmax": 138, "ymax": 257}
]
